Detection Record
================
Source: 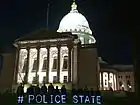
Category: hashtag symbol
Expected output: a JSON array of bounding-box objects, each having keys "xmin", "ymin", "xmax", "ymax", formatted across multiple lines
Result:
[{"xmin": 17, "ymin": 96, "xmax": 24, "ymax": 104}]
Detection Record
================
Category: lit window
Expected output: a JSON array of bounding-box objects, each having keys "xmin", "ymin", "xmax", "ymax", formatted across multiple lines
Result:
[
  {"xmin": 53, "ymin": 76, "xmax": 57, "ymax": 83},
  {"xmin": 62, "ymin": 56, "xmax": 68, "ymax": 71},
  {"xmin": 42, "ymin": 57, "xmax": 47, "ymax": 72},
  {"xmin": 52, "ymin": 56, "xmax": 57, "ymax": 72},
  {"xmin": 32, "ymin": 58, "xmax": 37, "ymax": 72},
  {"xmin": 32, "ymin": 77, "xmax": 36, "ymax": 84},
  {"xmin": 22, "ymin": 58, "xmax": 27, "ymax": 73},
  {"xmin": 63, "ymin": 76, "xmax": 68, "ymax": 83}
]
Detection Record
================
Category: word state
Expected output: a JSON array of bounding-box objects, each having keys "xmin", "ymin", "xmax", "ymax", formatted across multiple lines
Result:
[{"xmin": 73, "ymin": 95, "xmax": 102, "ymax": 104}]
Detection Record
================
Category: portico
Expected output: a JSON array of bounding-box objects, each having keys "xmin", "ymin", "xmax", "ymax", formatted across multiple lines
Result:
[{"xmin": 13, "ymin": 31, "xmax": 75, "ymax": 86}]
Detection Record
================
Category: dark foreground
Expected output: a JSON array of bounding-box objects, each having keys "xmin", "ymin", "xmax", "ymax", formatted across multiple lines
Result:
[{"xmin": 0, "ymin": 92, "xmax": 138, "ymax": 105}]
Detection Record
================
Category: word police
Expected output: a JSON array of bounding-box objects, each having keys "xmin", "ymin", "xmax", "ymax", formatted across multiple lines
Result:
[
  {"xmin": 28, "ymin": 94, "xmax": 101, "ymax": 104},
  {"xmin": 28, "ymin": 95, "xmax": 66, "ymax": 104}
]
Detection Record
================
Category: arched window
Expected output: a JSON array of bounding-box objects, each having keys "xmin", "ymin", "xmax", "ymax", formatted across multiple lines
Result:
[
  {"xmin": 42, "ymin": 57, "xmax": 47, "ymax": 72},
  {"xmin": 62, "ymin": 56, "xmax": 68, "ymax": 71},
  {"xmin": 32, "ymin": 58, "xmax": 37, "ymax": 72},
  {"xmin": 52, "ymin": 56, "xmax": 57, "ymax": 72},
  {"xmin": 22, "ymin": 58, "xmax": 27, "ymax": 73}
]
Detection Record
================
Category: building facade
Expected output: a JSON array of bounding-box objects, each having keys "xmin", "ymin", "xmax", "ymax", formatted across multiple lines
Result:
[
  {"xmin": 11, "ymin": 1, "xmax": 99, "ymax": 92},
  {"xmin": 99, "ymin": 57, "xmax": 135, "ymax": 92},
  {"xmin": 12, "ymin": 30, "xmax": 99, "ymax": 92},
  {"xmin": 0, "ymin": 1, "xmax": 135, "ymax": 93}
]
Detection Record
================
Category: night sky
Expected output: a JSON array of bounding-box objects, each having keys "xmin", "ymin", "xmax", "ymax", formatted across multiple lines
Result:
[{"xmin": 0, "ymin": 0, "xmax": 131, "ymax": 65}]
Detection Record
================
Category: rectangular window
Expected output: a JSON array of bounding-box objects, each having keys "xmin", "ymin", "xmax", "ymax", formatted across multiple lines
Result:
[
  {"xmin": 62, "ymin": 56, "xmax": 68, "ymax": 71},
  {"xmin": 32, "ymin": 58, "xmax": 37, "ymax": 72},
  {"xmin": 42, "ymin": 57, "xmax": 47, "ymax": 72},
  {"xmin": 22, "ymin": 58, "xmax": 27, "ymax": 73},
  {"xmin": 42, "ymin": 76, "xmax": 46, "ymax": 83},
  {"xmin": 52, "ymin": 57, "xmax": 57, "ymax": 72},
  {"xmin": 32, "ymin": 77, "xmax": 36, "ymax": 84},
  {"xmin": 63, "ymin": 76, "xmax": 67, "ymax": 83},
  {"xmin": 53, "ymin": 76, "xmax": 57, "ymax": 83}
]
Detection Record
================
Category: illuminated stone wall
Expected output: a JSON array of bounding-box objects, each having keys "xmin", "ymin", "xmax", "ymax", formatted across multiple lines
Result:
[
  {"xmin": 99, "ymin": 69, "xmax": 134, "ymax": 92},
  {"xmin": 17, "ymin": 49, "xmax": 27, "ymax": 83},
  {"xmin": 117, "ymin": 72, "xmax": 134, "ymax": 92},
  {"xmin": 100, "ymin": 71, "xmax": 117, "ymax": 91},
  {"xmin": 17, "ymin": 46, "xmax": 70, "ymax": 84},
  {"xmin": 77, "ymin": 46, "xmax": 99, "ymax": 90}
]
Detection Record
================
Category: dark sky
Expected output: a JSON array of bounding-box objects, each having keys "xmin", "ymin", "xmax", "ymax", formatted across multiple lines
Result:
[{"xmin": 0, "ymin": 0, "xmax": 131, "ymax": 65}]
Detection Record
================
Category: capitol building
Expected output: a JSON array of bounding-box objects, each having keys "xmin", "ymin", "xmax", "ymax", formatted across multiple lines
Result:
[{"xmin": 0, "ymin": 1, "xmax": 135, "ymax": 93}]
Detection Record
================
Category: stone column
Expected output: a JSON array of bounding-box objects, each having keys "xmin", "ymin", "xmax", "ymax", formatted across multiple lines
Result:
[
  {"xmin": 14, "ymin": 48, "xmax": 20, "ymax": 84},
  {"xmin": 46, "ymin": 46, "xmax": 50, "ymax": 83},
  {"xmin": 24, "ymin": 47, "xmax": 30, "ymax": 84},
  {"xmin": 36, "ymin": 47, "xmax": 40, "ymax": 84},
  {"xmin": 68, "ymin": 45, "xmax": 72, "ymax": 82},
  {"xmin": 57, "ymin": 45, "xmax": 61, "ymax": 83}
]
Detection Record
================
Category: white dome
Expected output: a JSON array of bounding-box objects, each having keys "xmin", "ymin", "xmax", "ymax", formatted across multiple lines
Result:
[{"xmin": 57, "ymin": 2, "xmax": 92, "ymax": 35}]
